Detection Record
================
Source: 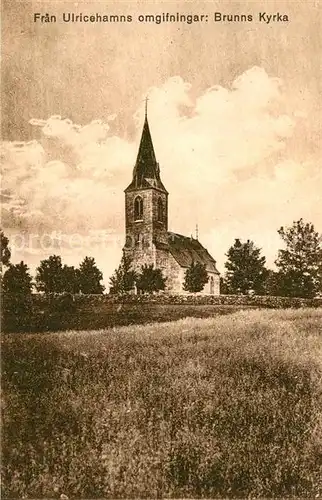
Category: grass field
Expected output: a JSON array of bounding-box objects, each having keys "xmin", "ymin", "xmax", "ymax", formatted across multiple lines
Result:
[{"xmin": 2, "ymin": 308, "xmax": 322, "ymax": 498}]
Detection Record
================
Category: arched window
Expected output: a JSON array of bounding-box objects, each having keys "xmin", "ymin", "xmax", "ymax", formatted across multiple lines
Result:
[
  {"xmin": 134, "ymin": 196, "xmax": 143, "ymax": 220},
  {"xmin": 210, "ymin": 276, "xmax": 214, "ymax": 295},
  {"xmin": 157, "ymin": 197, "xmax": 163, "ymax": 222}
]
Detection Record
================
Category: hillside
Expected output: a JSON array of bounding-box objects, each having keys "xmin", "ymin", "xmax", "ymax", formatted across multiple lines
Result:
[{"xmin": 2, "ymin": 308, "xmax": 322, "ymax": 498}]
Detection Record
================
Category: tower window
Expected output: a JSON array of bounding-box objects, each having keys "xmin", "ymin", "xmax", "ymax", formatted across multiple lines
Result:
[
  {"xmin": 157, "ymin": 197, "xmax": 163, "ymax": 222},
  {"xmin": 134, "ymin": 196, "xmax": 143, "ymax": 220}
]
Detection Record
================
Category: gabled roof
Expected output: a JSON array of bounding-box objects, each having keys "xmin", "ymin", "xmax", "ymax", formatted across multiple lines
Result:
[
  {"xmin": 167, "ymin": 232, "xmax": 220, "ymax": 274},
  {"xmin": 125, "ymin": 114, "xmax": 167, "ymax": 193}
]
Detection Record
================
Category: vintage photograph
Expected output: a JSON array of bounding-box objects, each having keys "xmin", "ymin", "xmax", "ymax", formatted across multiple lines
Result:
[{"xmin": 1, "ymin": 0, "xmax": 322, "ymax": 498}]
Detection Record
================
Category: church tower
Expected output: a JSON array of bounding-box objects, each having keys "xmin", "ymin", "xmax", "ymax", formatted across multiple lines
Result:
[{"xmin": 123, "ymin": 105, "xmax": 169, "ymax": 269}]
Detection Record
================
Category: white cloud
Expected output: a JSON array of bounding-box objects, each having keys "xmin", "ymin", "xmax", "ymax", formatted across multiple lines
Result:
[{"xmin": 1, "ymin": 67, "xmax": 321, "ymax": 284}]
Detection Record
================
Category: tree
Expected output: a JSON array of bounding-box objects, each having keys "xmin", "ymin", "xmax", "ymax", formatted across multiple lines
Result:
[
  {"xmin": 318, "ymin": 262, "xmax": 322, "ymax": 297},
  {"xmin": 109, "ymin": 254, "xmax": 136, "ymax": 294},
  {"xmin": 2, "ymin": 261, "xmax": 33, "ymax": 331},
  {"xmin": 275, "ymin": 219, "xmax": 322, "ymax": 298},
  {"xmin": 61, "ymin": 265, "xmax": 81, "ymax": 294},
  {"xmin": 136, "ymin": 264, "xmax": 167, "ymax": 294},
  {"xmin": 35, "ymin": 255, "xmax": 64, "ymax": 293},
  {"xmin": 220, "ymin": 276, "xmax": 229, "ymax": 295},
  {"xmin": 224, "ymin": 239, "xmax": 268, "ymax": 295},
  {"xmin": 1, "ymin": 230, "xmax": 11, "ymax": 271},
  {"xmin": 183, "ymin": 261, "xmax": 209, "ymax": 293},
  {"xmin": 2, "ymin": 261, "xmax": 33, "ymax": 295},
  {"xmin": 262, "ymin": 269, "xmax": 280, "ymax": 296},
  {"xmin": 79, "ymin": 256, "xmax": 105, "ymax": 294}
]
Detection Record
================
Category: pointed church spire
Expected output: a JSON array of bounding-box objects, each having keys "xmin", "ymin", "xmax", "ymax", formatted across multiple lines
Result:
[
  {"xmin": 135, "ymin": 104, "xmax": 157, "ymax": 180},
  {"xmin": 125, "ymin": 99, "xmax": 167, "ymax": 193},
  {"xmin": 125, "ymin": 99, "xmax": 168, "ymax": 193}
]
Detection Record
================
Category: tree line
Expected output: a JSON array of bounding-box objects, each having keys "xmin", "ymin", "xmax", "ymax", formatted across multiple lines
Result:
[
  {"xmin": 1, "ymin": 218, "xmax": 322, "ymax": 303},
  {"xmin": 1, "ymin": 250, "xmax": 105, "ymax": 295},
  {"xmin": 221, "ymin": 219, "xmax": 322, "ymax": 298},
  {"xmin": 0, "ymin": 245, "xmax": 106, "ymax": 331}
]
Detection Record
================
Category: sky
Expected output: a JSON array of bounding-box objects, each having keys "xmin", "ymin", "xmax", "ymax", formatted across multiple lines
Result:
[{"xmin": 1, "ymin": 0, "xmax": 321, "ymax": 288}]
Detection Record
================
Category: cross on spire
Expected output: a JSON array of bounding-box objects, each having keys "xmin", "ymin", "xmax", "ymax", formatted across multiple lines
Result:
[{"xmin": 145, "ymin": 95, "xmax": 149, "ymax": 120}]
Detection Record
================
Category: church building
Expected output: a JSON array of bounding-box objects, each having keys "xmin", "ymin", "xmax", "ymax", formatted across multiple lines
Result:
[{"xmin": 123, "ymin": 108, "xmax": 220, "ymax": 295}]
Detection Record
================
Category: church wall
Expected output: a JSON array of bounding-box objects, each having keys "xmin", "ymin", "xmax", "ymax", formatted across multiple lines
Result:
[
  {"xmin": 124, "ymin": 189, "xmax": 168, "ymax": 254},
  {"xmin": 173, "ymin": 268, "xmax": 220, "ymax": 295},
  {"xmin": 203, "ymin": 272, "xmax": 220, "ymax": 295},
  {"xmin": 124, "ymin": 189, "xmax": 157, "ymax": 272},
  {"xmin": 125, "ymin": 189, "xmax": 154, "ymax": 250},
  {"xmin": 155, "ymin": 248, "xmax": 183, "ymax": 293},
  {"xmin": 124, "ymin": 244, "xmax": 156, "ymax": 275},
  {"xmin": 154, "ymin": 249, "xmax": 220, "ymax": 295},
  {"xmin": 151, "ymin": 189, "xmax": 168, "ymax": 246}
]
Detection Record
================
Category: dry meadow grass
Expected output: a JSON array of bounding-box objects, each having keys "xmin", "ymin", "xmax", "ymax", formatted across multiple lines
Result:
[{"xmin": 2, "ymin": 308, "xmax": 322, "ymax": 498}]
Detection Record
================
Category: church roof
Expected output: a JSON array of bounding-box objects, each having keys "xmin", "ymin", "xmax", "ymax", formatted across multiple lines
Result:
[
  {"xmin": 166, "ymin": 232, "xmax": 220, "ymax": 274},
  {"xmin": 125, "ymin": 113, "xmax": 167, "ymax": 193}
]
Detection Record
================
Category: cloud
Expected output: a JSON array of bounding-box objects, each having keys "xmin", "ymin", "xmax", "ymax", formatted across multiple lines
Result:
[
  {"xmin": 1, "ymin": 67, "xmax": 321, "ymax": 284},
  {"xmin": 1, "ymin": 118, "xmax": 135, "ymax": 235}
]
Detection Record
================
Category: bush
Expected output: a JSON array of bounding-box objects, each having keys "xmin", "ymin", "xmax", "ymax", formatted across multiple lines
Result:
[
  {"xmin": 183, "ymin": 261, "xmax": 209, "ymax": 292},
  {"xmin": 136, "ymin": 264, "xmax": 167, "ymax": 293}
]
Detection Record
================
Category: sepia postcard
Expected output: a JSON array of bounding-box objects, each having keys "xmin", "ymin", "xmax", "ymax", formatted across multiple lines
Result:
[{"xmin": 1, "ymin": 0, "xmax": 322, "ymax": 498}]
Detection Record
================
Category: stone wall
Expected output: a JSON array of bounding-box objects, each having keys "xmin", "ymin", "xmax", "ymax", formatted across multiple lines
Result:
[
  {"xmin": 5, "ymin": 292, "xmax": 320, "ymax": 333},
  {"xmin": 33, "ymin": 292, "xmax": 322, "ymax": 309}
]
